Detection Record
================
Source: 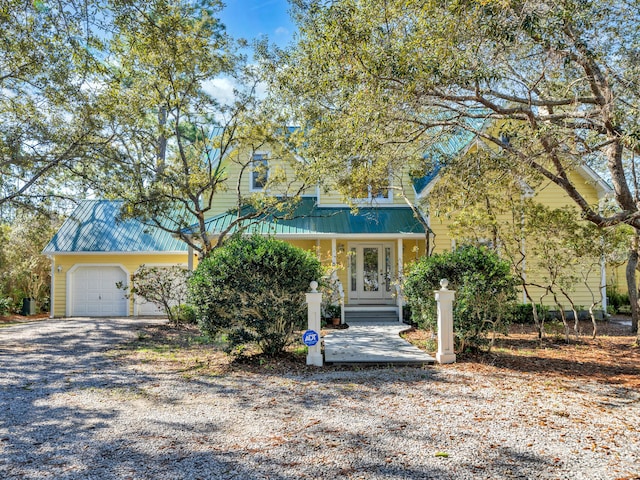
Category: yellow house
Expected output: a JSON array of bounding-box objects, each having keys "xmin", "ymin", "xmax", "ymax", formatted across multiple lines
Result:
[{"xmin": 44, "ymin": 128, "xmax": 612, "ymax": 319}]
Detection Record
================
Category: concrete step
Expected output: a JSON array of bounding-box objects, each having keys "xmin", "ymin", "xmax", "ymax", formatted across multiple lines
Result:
[{"xmin": 345, "ymin": 307, "xmax": 400, "ymax": 323}]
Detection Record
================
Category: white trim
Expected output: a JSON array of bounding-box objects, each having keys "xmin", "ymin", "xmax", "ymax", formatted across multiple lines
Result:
[
  {"xmin": 204, "ymin": 232, "xmax": 425, "ymax": 241},
  {"xmin": 271, "ymin": 233, "xmax": 426, "ymax": 240},
  {"xmin": 49, "ymin": 257, "xmax": 55, "ymax": 318},
  {"xmin": 576, "ymin": 164, "xmax": 614, "ymax": 199},
  {"xmin": 316, "ymin": 203, "xmax": 410, "ymax": 209},
  {"xmin": 66, "ymin": 264, "xmax": 130, "ymax": 317}
]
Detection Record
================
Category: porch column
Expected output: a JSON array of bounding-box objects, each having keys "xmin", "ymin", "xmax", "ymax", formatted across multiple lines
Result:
[
  {"xmin": 600, "ymin": 252, "xmax": 607, "ymax": 314},
  {"xmin": 397, "ymin": 238, "xmax": 403, "ymax": 323},
  {"xmin": 187, "ymin": 246, "xmax": 194, "ymax": 271},
  {"xmin": 331, "ymin": 238, "xmax": 337, "ymax": 266}
]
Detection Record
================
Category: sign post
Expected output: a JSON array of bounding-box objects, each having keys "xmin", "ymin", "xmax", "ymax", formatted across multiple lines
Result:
[{"xmin": 305, "ymin": 281, "xmax": 323, "ymax": 366}]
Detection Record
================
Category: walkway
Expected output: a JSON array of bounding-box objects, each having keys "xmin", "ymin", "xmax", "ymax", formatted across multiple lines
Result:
[{"xmin": 323, "ymin": 322, "xmax": 435, "ymax": 365}]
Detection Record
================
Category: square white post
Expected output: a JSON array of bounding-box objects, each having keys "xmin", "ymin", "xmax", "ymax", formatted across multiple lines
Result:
[
  {"xmin": 435, "ymin": 279, "xmax": 456, "ymax": 364},
  {"xmin": 397, "ymin": 238, "xmax": 403, "ymax": 323},
  {"xmin": 305, "ymin": 281, "xmax": 323, "ymax": 366}
]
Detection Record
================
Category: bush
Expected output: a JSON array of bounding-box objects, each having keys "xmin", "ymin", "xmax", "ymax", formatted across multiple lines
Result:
[
  {"xmin": 0, "ymin": 297, "xmax": 10, "ymax": 316},
  {"xmin": 510, "ymin": 303, "xmax": 550, "ymax": 324},
  {"xmin": 607, "ymin": 286, "xmax": 630, "ymax": 314},
  {"xmin": 170, "ymin": 304, "xmax": 197, "ymax": 325},
  {"xmin": 120, "ymin": 265, "xmax": 191, "ymax": 327},
  {"xmin": 188, "ymin": 235, "xmax": 324, "ymax": 357},
  {"xmin": 404, "ymin": 246, "xmax": 517, "ymax": 351}
]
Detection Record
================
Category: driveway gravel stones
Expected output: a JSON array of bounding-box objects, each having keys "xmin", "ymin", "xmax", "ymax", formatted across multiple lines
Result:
[{"xmin": 1, "ymin": 318, "xmax": 639, "ymax": 479}]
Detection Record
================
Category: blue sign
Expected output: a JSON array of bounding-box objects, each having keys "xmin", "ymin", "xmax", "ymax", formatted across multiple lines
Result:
[{"xmin": 302, "ymin": 330, "xmax": 319, "ymax": 347}]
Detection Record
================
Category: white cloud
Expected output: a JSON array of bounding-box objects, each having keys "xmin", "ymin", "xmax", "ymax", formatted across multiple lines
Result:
[
  {"xmin": 275, "ymin": 26, "xmax": 289, "ymax": 36},
  {"xmin": 202, "ymin": 77, "xmax": 237, "ymax": 106}
]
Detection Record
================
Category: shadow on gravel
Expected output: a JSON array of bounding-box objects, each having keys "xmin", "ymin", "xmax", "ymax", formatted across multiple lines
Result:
[{"xmin": 0, "ymin": 318, "xmax": 164, "ymax": 479}]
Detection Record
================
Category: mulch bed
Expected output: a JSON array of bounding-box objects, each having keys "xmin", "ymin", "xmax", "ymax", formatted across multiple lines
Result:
[
  {"xmin": 403, "ymin": 317, "xmax": 640, "ymax": 389},
  {"xmin": 0, "ymin": 313, "xmax": 50, "ymax": 324}
]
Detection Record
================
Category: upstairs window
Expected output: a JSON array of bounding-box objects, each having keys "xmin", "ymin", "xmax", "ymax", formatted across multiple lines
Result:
[
  {"xmin": 250, "ymin": 152, "xmax": 269, "ymax": 191},
  {"xmin": 348, "ymin": 157, "xmax": 392, "ymax": 203}
]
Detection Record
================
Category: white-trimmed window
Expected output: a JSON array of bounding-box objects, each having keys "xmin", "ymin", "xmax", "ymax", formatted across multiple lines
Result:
[
  {"xmin": 250, "ymin": 152, "xmax": 269, "ymax": 191},
  {"xmin": 349, "ymin": 157, "xmax": 393, "ymax": 203}
]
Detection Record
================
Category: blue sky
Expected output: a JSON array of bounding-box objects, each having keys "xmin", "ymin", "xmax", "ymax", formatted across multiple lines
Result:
[{"xmin": 218, "ymin": 0, "xmax": 296, "ymax": 48}]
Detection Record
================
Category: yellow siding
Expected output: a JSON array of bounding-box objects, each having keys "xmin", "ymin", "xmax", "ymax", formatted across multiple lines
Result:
[
  {"xmin": 426, "ymin": 167, "xmax": 604, "ymax": 308},
  {"xmin": 534, "ymin": 170, "xmax": 601, "ymax": 209},
  {"xmin": 51, "ymin": 253, "xmax": 189, "ymax": 317},
  {"xmin": 319, "ymin": 169, "xmax": 417, "ymax": 206},
  {"xmin": 208, "ymin": 145, "xmax": 311, "ymax": 217}
]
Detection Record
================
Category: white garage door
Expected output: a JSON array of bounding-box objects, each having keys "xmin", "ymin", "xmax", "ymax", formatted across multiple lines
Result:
[
  {"xmin": 135, "ymin": 299, "xmax": 165, "ymax": 316},
  {"xmin": 71, "ymin": 266, "xmax": 128, "ymax": 317}
]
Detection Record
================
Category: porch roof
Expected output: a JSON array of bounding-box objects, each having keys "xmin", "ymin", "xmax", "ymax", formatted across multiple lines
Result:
[{"xmin": 203, "ymin": 197, "xmax": 428, "ymax": 237}]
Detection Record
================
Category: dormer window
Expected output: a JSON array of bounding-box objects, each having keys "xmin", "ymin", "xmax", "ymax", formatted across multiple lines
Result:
[{"xmin": 250, "ymin": 152, "xmax": 269, "ymax": 191}]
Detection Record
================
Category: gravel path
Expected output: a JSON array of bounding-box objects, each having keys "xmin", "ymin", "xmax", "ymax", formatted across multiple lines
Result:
[{"xmin": 1, "ymin": 318, "xmax": 639, "ymax": 480}]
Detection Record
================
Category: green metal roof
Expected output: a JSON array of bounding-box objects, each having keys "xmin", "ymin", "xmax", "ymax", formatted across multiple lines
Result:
[
  {"xmin": 43, "ymin": 200, "xmax": 188, "ymax": 253},
  {"xmin": 203, "ymin": 197, "xmax": 428, "ymax": 236},
  {"xmin": 413, "ymin": 116, "xmax": 487, "ymax": 194}
]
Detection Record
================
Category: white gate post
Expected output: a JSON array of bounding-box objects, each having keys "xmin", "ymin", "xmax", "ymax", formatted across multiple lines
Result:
[
  {"xmin": 435, "ymin": 279, "xmax": 456, "ymax": 364},
  {"xmin": 305, "ymin": 281, "xmax": 323, "ymax": 366}
]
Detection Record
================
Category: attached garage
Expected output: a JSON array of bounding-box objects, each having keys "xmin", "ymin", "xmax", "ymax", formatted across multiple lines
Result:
[
  {"xmin": 43, "ymin": 200, "xmax": 190, "ymax": 317},
  {"xmin": 68, "ymin": 266, "xmax": 128, "ymax": 317}
]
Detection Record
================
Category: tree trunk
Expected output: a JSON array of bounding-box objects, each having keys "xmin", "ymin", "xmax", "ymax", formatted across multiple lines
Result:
[{"xmin": 626, "ymin": 234, "xmax": 639, "ymax": 335}]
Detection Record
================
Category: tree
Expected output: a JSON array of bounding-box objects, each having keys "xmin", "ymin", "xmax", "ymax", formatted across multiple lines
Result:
[
  {"xmin": 83, "ymin": 0, "xmax": 307, "ymax": 258},
  {"xmin": 0, "ymin": 0, "xmax": 116, "ymax": 211},
  {"xmin": 274, "ymin": 0, "xmax": 640, "ymax": 340},
  {"xmin": 0, "ymin": 208, "xmax": 61, "ymax": 312},
  {"xmin": 188, "ymin": 235, "xmax": 324, "ymax": 357},
  {"xmin": 120, "ymin": 265, "xmax": 192, "ymax": 327}
]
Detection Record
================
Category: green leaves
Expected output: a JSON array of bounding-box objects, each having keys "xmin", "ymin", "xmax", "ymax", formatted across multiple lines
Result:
[
  {"xmin": 188, "ymin": 235, "xmax": 324, "ymax": 356},
  {"xmin": 404, "ymin": 245, "xmax": 517, "ymax": 351}
]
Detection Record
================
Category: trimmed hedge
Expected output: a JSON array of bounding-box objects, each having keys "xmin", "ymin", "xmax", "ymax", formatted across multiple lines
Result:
[
  {"xmin": 188, "ymin": 235, "xmax": 323, "ymax": 356},
  {"xmin": 404, "ymin": 246, "xmax": 517, "ymax": 351}
]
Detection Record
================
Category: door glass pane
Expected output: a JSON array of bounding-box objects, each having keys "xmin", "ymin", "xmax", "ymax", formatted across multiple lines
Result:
[
  {"xmin": 385, "ymin": 247, "xmax": 392, "ymax": 292},
  {"xmin": 363, "ymin": 247, "xmax": 379, "ymax": 292},
  {"xmin": 350, "ymin": 248, "xmax": 357, "ymax": 292}
]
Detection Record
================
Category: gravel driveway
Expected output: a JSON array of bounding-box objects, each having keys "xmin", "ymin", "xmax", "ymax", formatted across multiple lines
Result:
[{"xmin": 1, "ymin": 318, "xmax": 639, "ymax": 480}]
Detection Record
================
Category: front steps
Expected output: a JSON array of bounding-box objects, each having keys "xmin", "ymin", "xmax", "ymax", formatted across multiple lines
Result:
[{"xmin": 344, "ymin": 305, "xmax": 401, "ymax": 324}]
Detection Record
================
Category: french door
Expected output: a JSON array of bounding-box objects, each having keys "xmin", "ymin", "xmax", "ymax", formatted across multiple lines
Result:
[{"xmin": 348, "ymin": 243, "xmax": 395, "ymax": 303}]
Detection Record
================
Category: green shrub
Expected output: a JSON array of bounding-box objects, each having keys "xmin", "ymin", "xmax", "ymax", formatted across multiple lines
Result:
[
  {"xmin": 170, "ymin": 304, "xmax": 197, "ymax": 324},
  {"xmin": 404, "ymin": 246, "xmax": 517, "ymax": 351},
  {"xmin": 510, "ymin": 303, "xmax": 550, "ymax": 324},
  {"xmin": 188, "ymin": 235, "xmax": 324, "ymax": 357},
  {"xmin": 606, "ymin": 286, "xmax": 630, "ymax": 314},
  {"xmin": 0, "ymin": 297, "xmax": 10, "ymax": 316}
]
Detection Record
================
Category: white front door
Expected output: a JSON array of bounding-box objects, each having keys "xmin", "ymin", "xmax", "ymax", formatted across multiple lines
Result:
[{"xmin": 348, "ymin": 243, "xmax": 395, "ymax": 304}]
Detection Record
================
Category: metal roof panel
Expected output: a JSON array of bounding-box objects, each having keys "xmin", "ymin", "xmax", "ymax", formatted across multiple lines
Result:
[{"xmin": 43, "ymin": 200, "xmax": 188, "ymax": 253}]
